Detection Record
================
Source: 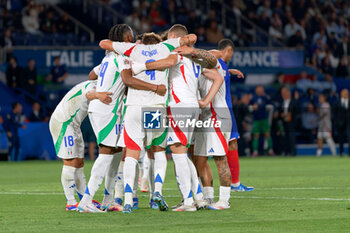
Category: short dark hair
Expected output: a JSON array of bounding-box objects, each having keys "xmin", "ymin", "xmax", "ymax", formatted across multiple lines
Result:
[
  {"xmin": 168, "ymin": 24, "xmax": 188, "ymax": 37},
  {"xmin": 136, "ymin": 34, "xmax": 143, "ymax": 41},
  {"xmin": 218, "ymin": 39, "xmax": 234, "ymax": 50},
  {"xmin": 54, "ymin": 56, "xmax": 60, "ymax": 60},
  {"xmin": 108, "ymin": 24, "xmax": 133, "ymax": 42},
  {"xmin": 142, "ymin": 32, "xmax": 162, "ymax": 45}
]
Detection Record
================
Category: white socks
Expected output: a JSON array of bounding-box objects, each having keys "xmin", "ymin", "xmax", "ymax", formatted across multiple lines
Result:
[
  {"xmin": 173, "ymin": 153, "xmax": 193, "ymax": 206},
  {"xmin": 133, "ymin": 164, "xmax": 139, "ymax": 198},
  {"xmin": 61, "ymin": 165, "xmax": 77, "ymax": 205},
  {"xmin": 148, "ymin": 158, "xmax": 155, "ymax": 199},
  {"xmin": 103, "ymin": 152, "xmax": 122, "ymax": 204},
  {"xmin": 80, "ymin": 154, "xmax": 113, "ymax": 205},
  {"xmin": 154, "ymin": 151, "xmax": 167, "ymax": 195},
  {"xmin": 317, "ymin": 148, "xmax": 322, "ymax": 156},
  {"xmin": 123, "ymin": 157, "xmax": 138, "ymax": 205},
  {"xmin": 142, "ymin": 154, "xmax": 150, "ymax": 180},
  {"xmin": 115, "ymin": 161, "xmax": 124, "ymax": 200},
  {"xmin": 187, "ymin": 156, "xmax": 203, "ymax": 201},
  {"xmin": 74, "ymin": 167, "xmax": 86, "ymax": 200},
  {"xmin": 203, "ymin": 186, "xmax": 214, "ymax": 201},
  {"xmin": 219, "ymin": 186, "xmax": 231, "ymax": 203}
]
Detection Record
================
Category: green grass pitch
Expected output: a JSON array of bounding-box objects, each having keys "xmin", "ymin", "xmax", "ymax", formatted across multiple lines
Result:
[{"xmin": 1, "ymin": 157, "xmax": 350, "ymax": 233}]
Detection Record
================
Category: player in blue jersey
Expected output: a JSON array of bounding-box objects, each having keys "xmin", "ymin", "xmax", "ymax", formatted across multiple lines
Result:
[{"xmin": 209, "ymin": 39, "xmax": 254, "ymax": 192}]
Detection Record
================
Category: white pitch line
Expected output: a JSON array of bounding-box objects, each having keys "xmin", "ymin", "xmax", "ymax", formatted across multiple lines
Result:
[{"xmin": 1, "ymin": 191, "xmax": 350, "ymax": 202}]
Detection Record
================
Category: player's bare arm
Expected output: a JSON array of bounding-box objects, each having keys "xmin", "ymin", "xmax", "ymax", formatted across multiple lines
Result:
[
  {"xmin": 199, "ymin": 68, "xmax": 224, "ymax": 108},
  {"xmin": 88, "ymin": 69, "xmax": 98, "ymax": 80},
  {"xmin": 229, "ymin": 69, "xmax": 244, "ymax": 79},
  {"xmin": 85, "ymin": 91, "xmax": 113, "ymax": 104},
  {"xmin": 131, "ymin": 54, "xmax": 179, "ymax": 75},
  {"xmin": 175, "ymin": 46, "xmax": 218, "ymax": 69},
  {"xmin": 99, "ymin": 40, "xmax": 114, "ymax": 51},
  {"xmin": 179, "ymin": 34, "xmax": 197, "ymax": 46},
  {"xmin": 121, "ymin": 69, "xmax": 166, "ymax": 96}
]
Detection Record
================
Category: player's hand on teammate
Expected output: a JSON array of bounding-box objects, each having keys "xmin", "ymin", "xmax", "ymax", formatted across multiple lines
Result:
[
  {"xmin": 131, "ymin": 61, "xmax": 146, "ymax": 76},
  {"xmin": 198, "ymin": 100, "xmax": 209, "ymax": 109},
  {"xmin": 174, "ymin": 45, "xmax": 194, "ymax": 56},
  {"xmin": 156, "ymin": 84, "xmax": 167, "ymax": 96},
  {"xmin": 96, "ymin": 92, "xmax": 113, "ymax": 104},
  {"xmin": 229, "ymin": 69, "xmax": 244, "ymax": 79}
]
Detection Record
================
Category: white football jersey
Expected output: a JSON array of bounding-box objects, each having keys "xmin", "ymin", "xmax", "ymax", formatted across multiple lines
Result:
[
  {"xmin": 88, "ymin": 52, "xmax": 130, "ymax": 114},
  {"xmin": 169, "ymin": 54, "xmax": 202, "ymax": 105},
  {"xmin": 198, "ymin": 63, "xmax": 231, "ymax": 119},
  {"xmin": 51, "ymin": 80, "xmax": 97, "ymax": 125},
  {"xmin": 112, "ymin": 38, "xmax": 181, "ymax": 106}
]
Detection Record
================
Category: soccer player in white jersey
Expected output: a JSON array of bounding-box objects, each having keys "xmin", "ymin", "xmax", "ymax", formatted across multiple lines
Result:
[
  {"xmin": 99, "ymin": 28, "xmax": 197, "ymax": 213},
  {"xmin": 175, "ymin": 52, "xmax": 233, "ymax": 210},
  {"xmin": 49, "ymin": 79, "xmax": 112, "ymax": 211},
  {"xmin": 78, "ymin": 25, "xmax": 166, "ymax": 213},
  {"xmin": 132, "ymin": 24, "xmax": 223, "ymax": 211}
]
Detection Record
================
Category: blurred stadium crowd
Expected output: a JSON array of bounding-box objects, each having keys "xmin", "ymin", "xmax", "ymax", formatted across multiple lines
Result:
[{"xmin": 1, "ymin": 0, "xmax": 350, "ymax": 159}]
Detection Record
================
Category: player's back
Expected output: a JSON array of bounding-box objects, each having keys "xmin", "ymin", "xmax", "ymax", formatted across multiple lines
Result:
[
  {"xmin": 126, "ymin": 43, "xmax": 173, "ymax": 106},
  {"xmin": 169, "ymin": 55, "xmax": 201, "ymax": 105},
  {"xmin": 88, "ymin": 52, "xmax": 127, "ymax": 114},
  {"xmin": 198, "ymin": 64, "xmax": 230, "ymax": 119},
  {"xmin": 52, "ymin": 80, "xmax": 96, "ymax": 125}
]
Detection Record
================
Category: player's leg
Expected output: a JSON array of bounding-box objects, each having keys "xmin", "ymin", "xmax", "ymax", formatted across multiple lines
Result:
[
  {"xmin": 132, "ymin": 161, "xmax": 139, "ymax": 210},
  {"xmin": 61, "ymin": 158, "xmax": 83, "ymax": 211},
  {"xmin": 151, "ymin": 145, "xmax": 169, "ymax": 211},
  {"xmin": 171, "ymin": 143, "xmax": 196, "ymax": 212},
  {"xmin": 78, "ymin": 112, "xmax": 120, "ymax": 212},
  {"xmin": 114, "ymin": 151, "xmax": 125, "ymax": 205},
  {"xmin": 325, "ymin": 134, "xmax": 336, "ymax": 156},
  {"xmin": 100, "ymin": 146, "xmax": 123, "ymax": 211},
  {"xmin": 228, "ymin": 140, "xmax": 254, "ymax": 192},
  {"xmin": 208, "ymin": 156, "xmax": 231, "ymax": 210},
  {"xmin": 123, "ymin": 148, "xmax": 140, "ymax": 213},
  {"xmin": 147, "ymin": 149, "xmax": 158, "ymax": 209},
  {"xmin": 263, "ymin": 119, "xmax": 274, "ymax": 156},
  {"xmin": 317, "ymin": 133, "xmax": 323, "ymax": 157},
  {"xmin": 140, "ymin": 151, "xmax": 150, "ymax": 192}
]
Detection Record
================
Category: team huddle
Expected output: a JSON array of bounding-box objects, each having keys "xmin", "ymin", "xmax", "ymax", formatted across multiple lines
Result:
[{"xmin": 49, "ymin": 23, "xmax": 254, "ymax": 213}]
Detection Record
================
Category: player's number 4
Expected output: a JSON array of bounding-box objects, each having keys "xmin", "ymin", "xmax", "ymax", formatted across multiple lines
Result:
[{"xmin": 146, "ymin": 59, "xmax": 156, "ymax": 80}]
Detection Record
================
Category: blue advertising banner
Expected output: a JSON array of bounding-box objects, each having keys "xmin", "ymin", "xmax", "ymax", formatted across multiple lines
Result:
[
  {"xmin": 12, "ymin": 48, "xmax": 304, "ymax": 74},
  {"xmin": 13, "ymin": 48, "xmax": 105, "ymax": 74},
  {"xmin": 230, "ymin": 49, "xmax": 304, "ymax": 69}
]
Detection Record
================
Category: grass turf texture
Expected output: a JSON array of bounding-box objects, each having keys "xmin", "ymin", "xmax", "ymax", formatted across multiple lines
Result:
[{"xmin": 0, "ymin": 157, "xmax": 350, "ymax": 233}]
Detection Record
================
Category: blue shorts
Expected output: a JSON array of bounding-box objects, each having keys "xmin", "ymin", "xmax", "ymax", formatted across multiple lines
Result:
[{"xmin": 229, "ymin": 109, "xmax": 240, "ymax": 141}]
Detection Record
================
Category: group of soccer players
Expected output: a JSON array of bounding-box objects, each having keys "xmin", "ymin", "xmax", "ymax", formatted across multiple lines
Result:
[{"xmin": 49, "ymin": 23, "xmax": 254, "ymax": 213}]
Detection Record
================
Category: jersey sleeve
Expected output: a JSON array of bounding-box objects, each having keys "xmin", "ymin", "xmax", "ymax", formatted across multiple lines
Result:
[
  {"xmin": 82, "ymin": 81, "xmax": 97, "ymax": 97},
  {"xmin": 162, "ymin": 38, "xmax": 181, "ymax": 52},
  {"xmin": 116, "ymin": 56, "xmax": 131, "ymax": 72},
  {"xmin": 112, "ymin": 42, "xmax": 137, "ymax": 56},
  {"xmin": 93, "ymin": 65, "xmax": 101, "ymax": 76}
]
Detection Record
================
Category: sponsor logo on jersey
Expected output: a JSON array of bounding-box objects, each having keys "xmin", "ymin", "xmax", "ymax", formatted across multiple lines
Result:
[
  {"xmin": 209, "ymin": 148, "xmax": 214, "ymax": 153},
  {"xmin": 142, "ymin": 49, "xmax": 158, "ymax": 57},
  {"xmin": 143, "ymin": 110, "xmax": 162, "ymax": 129},
  {"xmin": 168, "ymin": 136, "xmax": 173, "ymax": 142}
]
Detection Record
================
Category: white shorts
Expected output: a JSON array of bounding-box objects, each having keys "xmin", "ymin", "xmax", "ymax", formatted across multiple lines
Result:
[
  {"xmin": 194, "ymin": 115, "xmax": 231, "ymax": 156},
  {"xmin": 167, "ymin": 102, "xmax": 200, "ymax": 147},
  {"xmin": 89, "ymin": 112, "xmax": 122, "ymax": 147},
  {"xmin": 117, "ymin": 105, "xmax": 167, "ymax": 150},
  {"xmin": 49, "ymin": 117, "xmax": 84, "ymax": 159},
  {"xmin": 317, "ymin": 131, "xmax": 332, "ymax": 139}
]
